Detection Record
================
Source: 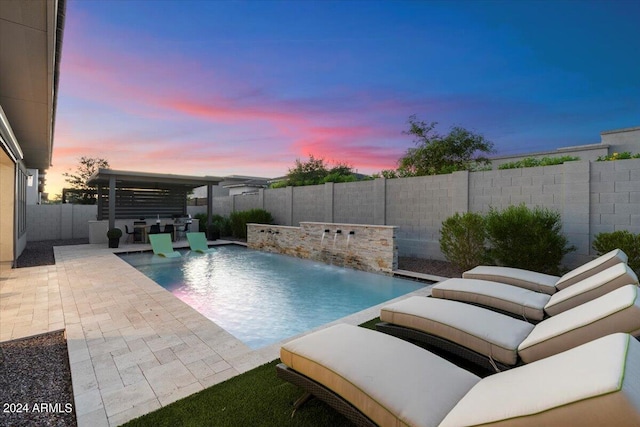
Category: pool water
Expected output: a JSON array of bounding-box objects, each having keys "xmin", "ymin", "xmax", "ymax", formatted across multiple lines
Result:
[{"xmin": 119, "ymin": 245, "xmax": 424, "ymax": 349}]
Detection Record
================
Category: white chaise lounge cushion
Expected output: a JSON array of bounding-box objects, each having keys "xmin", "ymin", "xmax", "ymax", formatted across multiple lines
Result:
[
  {"xmin": 380, "ymin": 297, "xmax": 534, "ymax": 365},
  {"xmin": 518, "ymin": 285, "xmax": 640, "ymax": 363},
  {"xmin": 543, "ymin": 263, "xmax": 639, "ymax": 316},
  {"xmin": 555, "ymin": 248, "xmax": 628, "ymax": 290},
  {"xmin": 462, "ymin": 248, "xmax": 628, "ymax": 294},
  {"xmin": 440, "ymin": 333, "xmax": 640, "ymax": 426},
  {"xmin": 462, "ymin": 265, "xmax": 559, "ymax": 294},
  {"xmin": 280, "ymin": 324, "xmax": 480, "ymax": 427},
  {"xmin": 432, "ymin": 278, "xmax": 551, "ymax": 321}
]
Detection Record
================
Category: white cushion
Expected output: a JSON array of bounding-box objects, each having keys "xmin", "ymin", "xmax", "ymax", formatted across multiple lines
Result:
[
  {"xmin": 380, "ymin": 297, "xmax": 534, "ymax": 365},
  {"xmin": 280, "ymin": 324, "xmax": 480, "ymax": 427},
  {"xmin": 440, "ymin": 333, "xmax": 640, "ymax": 426},
  {"xmin": 555, "ymin": 248, "xmax": 628, "ymax": 290},
  {"xmin": 432, "ymin": 278, "xmax": 551, "ymax": 321},
  {"xmin": 463, "ymin": 265, "xmax": 558, "ymax": 294},
  {"xmin": 544, "ymin": 263, "xmax": 639, "ymax": 316},
  {"xmin": 519, "ymin": 285, "xmax": 640, "ymax": 363}
]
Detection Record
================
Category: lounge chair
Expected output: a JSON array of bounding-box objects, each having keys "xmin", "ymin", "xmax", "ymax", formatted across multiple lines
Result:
[
  {"xmin": 148, "ymin": 233, "xmax": 181, "ymax": 258},
  {"xmin": 432, "ymin": 262, "xmax": 638, "ymax": 321},
  {"xmin": 377, "ymin": 285, "xmax": 640, "ymax": 372},
  {"xmin": 463, "ymin": 248, "xmax": 627, "ymax": 294},
  {"xmin": 186, "ymin": 232, "xmax": 216, "ymax": 254},
  {"xmin": 278, "ymin": 324, "xmax": 640, "ymax": 426}
]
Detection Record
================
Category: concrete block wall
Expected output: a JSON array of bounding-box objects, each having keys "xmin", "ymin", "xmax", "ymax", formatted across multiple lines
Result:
[
  {"xmin": 469, "ymin": 165, "xmax": 565, "ymax": 213},
  {"xmin": 233, "ymin": 192, "xmax": 260, "ymax": 212},
  {"xmin": 590, "ymin": 159, "xmax": 640, "ymax": 235},
  {"xmin": 333, "ymin": 180, "xmax": 375, "ymax": 225},
  {"xmin": 25, "ymin": 159, "xmax": 640, "ymax": 270},
  {"xmin": 27, "ymin": 204, "xmax": 97, "ymax": 241},
  {"xmin": 264, "ymin": 187, "xmax": 292, "ymax": 225},
  {"xmin": 27, "ymin": 204, "xmax": 62, "ymax": 240},
  {"xmin": 386, "ymin": 174, "xmax": 453, "ymax": 259},
  {"xmin": 292, "ymin": 185, "xmax": 324, "ymax": 225},
  {"xmin": 561, "ymin": 161, "xmax": 591, "ymax": 266},
  {"xmin": 211, "ymin": 196, "xmax": 233, "ymax": 217}
]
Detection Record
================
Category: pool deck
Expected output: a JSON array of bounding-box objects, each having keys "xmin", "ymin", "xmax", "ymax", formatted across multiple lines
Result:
[{"xmin": 0, "ymin": 240, "xmax": 434, "ymax": 426}]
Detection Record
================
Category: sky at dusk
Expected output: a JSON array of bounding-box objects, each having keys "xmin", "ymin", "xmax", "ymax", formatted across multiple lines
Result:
[{"xmin": 47, "ymin": 0, "xmax": 640, "ymax": 197}]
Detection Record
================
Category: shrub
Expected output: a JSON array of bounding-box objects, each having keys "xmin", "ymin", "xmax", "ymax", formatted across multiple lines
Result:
[
  {"xmin": 498, "ymin": 156, "xmax": 580, "ymax": 170},
  {"xmin": 229, "ymin": 209, "xmax": 274, "ymax": 239},
  {"xmin": 193, "ymin": 213, "xmax": 232, "ymax": 236},
  {"xmin": 439, "ymin": 212, "xmax": 488, "ymax": 270},
  {"xmin": 211, "ymin": 214, "xmax": 232, "ymax": 237},
  {"xmin": 106, "ymin": 228, "xmax": 122, "ymax": 239},
  {"xmin": 596, "ymin": 151, "xmax": 640, "ymax": 161},
  {"xmin": 592, "ymin": 230, "xmax": 640, "ymax": 275},
  {"xmin": 485, "ymin": 204, "xmax": 575, "ymax": 275}
]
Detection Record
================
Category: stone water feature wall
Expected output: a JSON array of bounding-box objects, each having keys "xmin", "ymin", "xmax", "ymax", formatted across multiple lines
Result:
[{"xmin": 247, "ymin": 222, "xmax": 398, "ymax": 274}]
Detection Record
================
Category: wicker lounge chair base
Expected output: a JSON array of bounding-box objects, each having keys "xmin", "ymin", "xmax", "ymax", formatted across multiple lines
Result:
[
  {"xmin": 276, "ymin": 363, "xmax": 377, "ymax": 426},
  {"xmin": 278, "ymin": 325, "xmax": 640, "ymax": 426},
  {"xmin": 376, "ymin": 321, "xmax": 513, "ymax": 374},
  {"xmin": 379, "ymin": 285, "xmax": 640, "ymax": 373},
  {"xmin": 435, "ymin": 263, "xmax": 638, "ymax": 322}
]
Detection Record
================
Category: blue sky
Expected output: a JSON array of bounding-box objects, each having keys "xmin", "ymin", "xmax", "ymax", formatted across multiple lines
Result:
[{"xmin": 48, "ymin": 0, "xmax": 640, "ymax": 195}]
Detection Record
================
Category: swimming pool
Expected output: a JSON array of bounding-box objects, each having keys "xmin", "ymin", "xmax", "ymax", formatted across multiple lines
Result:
[{"xmin": 119, "ymin": 245, "xmax": 424, "ymax": 349}]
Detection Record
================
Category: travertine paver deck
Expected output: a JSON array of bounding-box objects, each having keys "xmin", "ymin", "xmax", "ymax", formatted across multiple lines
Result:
[{"xmin": 0, "ymin": 241, "xmax": 432, "ymax": 426}]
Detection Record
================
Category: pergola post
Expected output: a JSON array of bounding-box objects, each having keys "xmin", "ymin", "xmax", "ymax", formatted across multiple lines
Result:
[
  {"xmin": 96, "ymin": 185, "xmax": 103, "ymax": 219},
  {"xmin": 108, "ymin": 175, "xmax": 116, "ymax": 229},
  {"xmin": 207, "ymin": 184, "xmax": 213, "ymax": 231}
]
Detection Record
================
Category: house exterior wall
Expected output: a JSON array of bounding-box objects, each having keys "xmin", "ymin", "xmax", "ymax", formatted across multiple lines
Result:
[
  {"xmin": 600, "ymin": 126, "xmax": 640, "ymax": 154},
  {"xmin": 0, "ymin": 149, "xmax": 15, "ymax": 268}
]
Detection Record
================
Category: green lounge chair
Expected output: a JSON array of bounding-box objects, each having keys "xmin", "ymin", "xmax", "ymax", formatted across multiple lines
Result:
[
  {"xmin": 149, "ymin": 233, "xmax": 181, "ymax": 258},
  {"xmin": 186, "ymin": 232, "xmax": 215, "ymax": 254}
]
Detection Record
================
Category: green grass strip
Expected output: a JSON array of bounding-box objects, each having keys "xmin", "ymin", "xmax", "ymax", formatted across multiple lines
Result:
[{"xmin": 124, "ymin": 319, "xmax": 380, "ymax": 426}]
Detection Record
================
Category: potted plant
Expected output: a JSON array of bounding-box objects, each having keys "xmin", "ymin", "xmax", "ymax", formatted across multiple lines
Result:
[{"xmin": 107, "ymin": 228, "xmax": 123, "ymax": 248}]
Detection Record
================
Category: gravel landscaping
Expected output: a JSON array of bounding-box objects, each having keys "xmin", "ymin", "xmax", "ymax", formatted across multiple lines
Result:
[{"xmin": 0, "ymin": 331, "xmax": 76, "ymax": 427}]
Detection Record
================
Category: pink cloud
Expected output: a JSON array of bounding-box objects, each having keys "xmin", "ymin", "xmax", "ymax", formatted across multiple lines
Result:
[{"xmin": 50, "ymin": 10, "xmax": 425, "ymax": 196}]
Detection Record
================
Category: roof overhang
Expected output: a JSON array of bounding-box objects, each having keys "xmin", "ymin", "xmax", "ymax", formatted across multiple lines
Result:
[
  {"xmin": 86, "ymin": 168, "xmax": 225, "ymax": 190},
  {"xmin": 0, "ymin": 0, "xmax": 66, "ymax": 171}
]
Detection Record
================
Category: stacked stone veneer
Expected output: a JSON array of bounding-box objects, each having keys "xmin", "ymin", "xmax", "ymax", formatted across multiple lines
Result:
[{"xmin": 247, "ymin": 222, "xmax": 398, "ymax": 274}]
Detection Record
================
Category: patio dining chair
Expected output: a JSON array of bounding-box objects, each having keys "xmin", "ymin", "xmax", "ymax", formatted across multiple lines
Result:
[
  {"xmin": 163, "ymin": 224, "xmax": 175, "ymax": 241},
  {"xmin": 124, "ymin": 225, "xmax": 136, "ymax": 243}
]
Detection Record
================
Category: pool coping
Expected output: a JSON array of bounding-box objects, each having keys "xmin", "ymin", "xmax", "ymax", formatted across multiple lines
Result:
[{"xmin": 0, "ymin": 240, "xmax": 435, "ymax": 426}]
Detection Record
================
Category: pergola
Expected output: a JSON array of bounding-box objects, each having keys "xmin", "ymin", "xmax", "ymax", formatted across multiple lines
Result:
[{"xmin": 86, "ymin": 169, "xmax": 224, "ymax": 229}]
